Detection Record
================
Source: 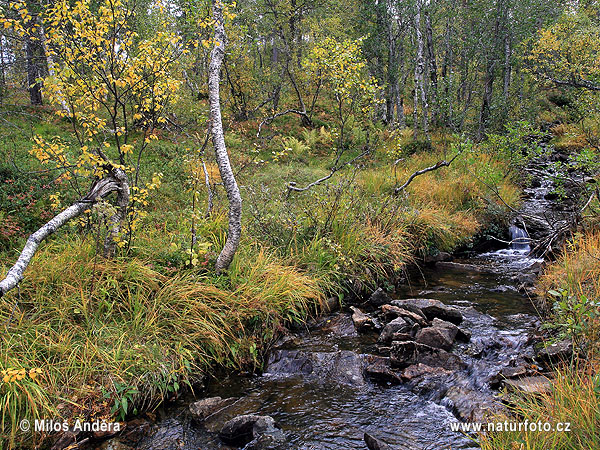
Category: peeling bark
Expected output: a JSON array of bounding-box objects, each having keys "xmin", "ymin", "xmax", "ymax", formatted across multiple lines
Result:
[
  {"xmin": 209, "ymin": 0, "xmax": 242, "ymax": 273},
  {"xmin": 102, "ymin": 168, "xmax": 130, "ymax": 258}
]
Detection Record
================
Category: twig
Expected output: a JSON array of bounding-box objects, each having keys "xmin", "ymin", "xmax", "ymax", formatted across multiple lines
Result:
[
  {"xmin": 394, "ymin": 150, "xmax": 462, "ymax": 194},
  {"xmin": 286, "ymin": 149, "xmax": 370, "ymax": 196}
]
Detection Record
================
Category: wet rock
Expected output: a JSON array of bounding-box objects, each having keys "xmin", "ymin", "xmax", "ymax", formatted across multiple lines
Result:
[
  {"xmin": 350, "ymin": 306, "xmax": 374, "ymax": 331},
  {"xmin": 220, "ymin": 415, "xmax": 283, "ymax": 447},
  {"xmin": 318, "ymin": 313, "xmax": 358, "ymax": 337},
  {"xmin": 401, "ymin": 363, "xmax": 452, "ymax": 381},
  {"xmin": 189, "ymin": 396, "xmax": 236, "ymax": 422},
  {"xmin": 536, "ymin": 339, "xmax": 573, "ymax": 364},
  {"xmin": 390, "ymin": 341, "xmax": 464, "ymax": 370},
  {"xmin": 368, "ymin": 287, "xmax": 392, "ymax": 307},
  {"xmin": 444, "ymin": 386, "xmax": 497, "ymax": 422},
  {"xmin": 242, "ymin": 416, "xmax": 286, "ymax": 450},
  {"xmin": 415, "ymin": 323, "xmax": 456, "ymax": 351},
  {"xmin": 322, "ymin": 296, "xmax": 340, "ymax": 313},
  {"xmin": 489, "ymin": 366, "xmax": 528, "ymax": 390},
  {"xmin": 381, "ymin": 304, "xmax": 428, "ymax": 326},
  {"xmin": 501, "ymin": 365, "xmax": 528, "ymax": 379},
  {"xmin": 116, "ymin": 418, "xmax": 152, "ymax": 448},
  {"xmin": 265, "ymin": 350, "xmax": 314, "ymax": 376},
  {"xmin": 391, "ymin": 299, "xmax": 463, "ymax": 324},
  {"xmin": 378, "ymin": 317, "xmax": 412, "ymax": 344},
  {"xmin": 138, "ymin": 419, "xmax": 184, "ymax": 450},
  {"xmin": 424, "ymin": 251, "xmax": 453, "ymax": 264},
  {"xmin": 51, "ymin": 430, "xmax": 79, "ymax": 450},
  {"xmin": 364, "ymin": 432, "xmax": 392, "ymax": 450},
  {"xmin": 363, "ymin": 355, "xmax": 402, "ymax": 384},
  {"xmin": 503, "ymin": 376, "xmax": 551, "ymax": 394},
  {"xmin": 265, "ymin": 350, "xmax": 365, "ymax": 386}
]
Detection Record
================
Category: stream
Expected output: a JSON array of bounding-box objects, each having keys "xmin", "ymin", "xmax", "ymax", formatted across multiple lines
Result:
[{"xmin": 95, "ymin": 246, "xmax": 548, "ymax": 450}]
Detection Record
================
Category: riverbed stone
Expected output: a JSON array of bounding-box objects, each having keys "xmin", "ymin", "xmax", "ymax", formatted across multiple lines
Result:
[
  {"xmin": 368, "ymin": 287, "xmax": 392, "ymax": 307},
  {"xmin": 444, "ymin": 386, "xmax": 497, "ymax": 422},
  {"xmin": 503, "ymin": 376, "xmax": 551, "ymax": 395},
  {"xmin": 220, "ymin": 415, "xmax": 282, "ymax": 446},
  {"xmin": 424, "ymin": 251, "xmax": 453, "ymax": 263},
  {"xmin": 415, "ymin": 324, "xmax": 455, "ymax": 350},
  {"xmin": 400, "ymin": 363, "xmax": 452, "ymax": 381},
  {"xmin": 378, "ymin": 317, "xmax": 412, "ymax": 344},
  {"xmin": 189, "ymin": 396, "xmax": 237, "ymax": 422},
  {"xmin": 364, "ymin": 432, "xmax": 392, "ymax": 450},
  {"xmin": 350, "ymin": 306, "xmax": 374, "ymax": 331},
  {"xmin": 265, "ymin": 349, "xmax": 365, "ymax": 386},
  {"xmin": 536, "ymin": 339, "xmax": 573, "ymax": 364},
  {"xmin": 390, "ymin": 341, "xmax": 464, "ymax": 369},
  {"xmin": 391, "ymin": 299, "xmax": 463, "ymax": 324},
  {"xmin": 435, "ymin": 261, "xmax": 484, "ymax": 272},
  {"xmin": 363, "ymin": 355, "xmax": 402, "ymax": 384},
  {"xmin": 381, "ymin": 304, "xmax": 428, "ymax": 326}
]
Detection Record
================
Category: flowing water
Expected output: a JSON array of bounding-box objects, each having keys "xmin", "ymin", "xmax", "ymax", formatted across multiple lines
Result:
[{"xmin": 97, "ymin": 248, "xmax": 545, "ymax": 450}]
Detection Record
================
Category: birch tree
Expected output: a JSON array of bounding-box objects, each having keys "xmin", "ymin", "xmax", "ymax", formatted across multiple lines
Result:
[{"xmin": 209, "ymin": 0, "xmax": 242, "ymax": 273}]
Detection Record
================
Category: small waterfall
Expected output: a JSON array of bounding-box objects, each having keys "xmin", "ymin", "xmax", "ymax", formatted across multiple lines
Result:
[{"xmin": 509, "ymin": 225, "xmax": 530, "ymax": 252}]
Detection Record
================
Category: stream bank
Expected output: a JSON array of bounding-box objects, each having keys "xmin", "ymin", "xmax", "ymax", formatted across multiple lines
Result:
[
  {"xmin": 85, "ymin": 247, "xmax": 562, "ymax": 450},
  {"xmin": 66, "ymin": 144, "xmax": 580, "ymax": 450}
]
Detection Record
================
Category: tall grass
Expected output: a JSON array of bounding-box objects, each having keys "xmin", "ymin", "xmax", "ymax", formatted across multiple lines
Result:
[
  {"xmin": 479, "ymin": 360, "xmax": 600, "ymax": 450},
  {"xmin": 0, "ymin": 238, "xmax": 322, "ymax": 448}
]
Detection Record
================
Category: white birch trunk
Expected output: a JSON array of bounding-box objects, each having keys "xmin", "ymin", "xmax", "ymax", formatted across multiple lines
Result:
[{"xmin": 209, "ymin": 0, "xmax": 242, "ymax": 273}]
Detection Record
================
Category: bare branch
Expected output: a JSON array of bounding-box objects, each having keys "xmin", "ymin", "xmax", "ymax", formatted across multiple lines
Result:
[
  {"xmin": 257, "ymin": 109, "xmax": 311, "ymax": 137},
  {"xmin": 286, "ymin": 149, "xmax": 370, "ymax": 195},
  {"xmin": 394, "ymin": 150, "xmax": 462, "ymax": 194}
]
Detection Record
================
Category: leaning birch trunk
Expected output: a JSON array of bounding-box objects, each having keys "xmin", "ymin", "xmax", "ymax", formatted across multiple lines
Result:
[
  {"xmin": 209, "ymin": 0, "xmax": 242, "ymax": 273},
  {"xmin": 0, "ymin": 173, "xmax": 125, "ymax": 298}
]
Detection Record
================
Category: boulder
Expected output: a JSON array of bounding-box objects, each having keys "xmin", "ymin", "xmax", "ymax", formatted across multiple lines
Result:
[
  {"xmin": 318, "ymin": 313, "xmax": 358, "ymax": 337},
  {"xmin": 390, "ymin": 341, "xmax": 464, "ymax": 370},
  {"xmin": 501, "ymin": 365, "xmax": 528, "ymax": 379},
  {"xmin": 265, "ymin": 350, "xmax": 365, "ymax": 386},
  {"xmin": 536, "ymin": 339, "xmax": 573, "ymax": 364},
  {"xmin": 189, "ymin": 396, "xmax": 236, "ymax": 421},
  {"xmin": 220, "ymin": 415, "xmax": 283, "ymax": 447},
  {"xmin": 503, "ymin": 376, "xmax": 551, "ymax": 395},
  {"xmin": 381, "ymin": 304, "xmax": 428, "ymax": 326},
  {"xmin": 378, "ymin": 317, "xmax": 412, "ymax": 344},
  {"xmin": 444, "ymin": 386, "xmax": 498, "ymax": 422},
  {"xmin": 415, "ymin": 325, "xmax": 455, "ymax": 351},
  {"xmin": 391, "ymin": 299, "xmax": 463, "ymax": 324},
  {"xmin": 363, "ymin": 355, "xmax": 402, "ymax": 384},
  {"xmin": 435, "ymin": 261, "xmax": 484, "ymax": 272},
  {"xmin": 368, "ymin": 288, "xmax": 392, "ymax": 307},
  {"xmin": 424, "ymin": 251, "xmax": 453, "ymax": 263},
  {"xmin": 364, "ymin": 432, "xmax": 392, "ymax": 450},
  {"xmin": 401, "ymin": 363, "xmax": 452, "ymax": 381},
  {"xmin": 350, "ymin": 306, "xmax": 374, "ymax": 331}
]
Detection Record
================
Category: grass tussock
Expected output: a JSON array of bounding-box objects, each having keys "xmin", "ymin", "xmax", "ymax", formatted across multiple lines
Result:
[
  {"xmin": 479, "ymin": 360, "xmax": 600, "ymax": 450},
  {"xmin": 538, "ymin": 230, "xmax": 600, "ymax": 306},
  {"xmin": 0, "ymin": 238, "xmax": 322, "ymax": 448}
]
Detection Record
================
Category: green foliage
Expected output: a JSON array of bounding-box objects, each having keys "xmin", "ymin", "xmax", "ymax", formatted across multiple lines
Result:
[
  {"xmin": 543, "ymin": 289, "xmax": 600, "ymax": 352},
  {"xmin": 102, "ymin": 382, "xmax": 140, "ymax": 421}
]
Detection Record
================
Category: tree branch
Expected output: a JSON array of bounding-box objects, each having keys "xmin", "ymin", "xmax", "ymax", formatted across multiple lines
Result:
[{"xmin": 394, "ymin": 150, "xmax": 462, "ymax": 194}]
